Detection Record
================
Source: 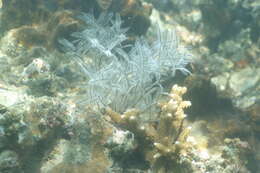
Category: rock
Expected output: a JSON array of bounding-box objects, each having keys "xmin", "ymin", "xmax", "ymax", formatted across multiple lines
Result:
[
  {"xmin": 229, "ymin": 67, "xmax": 260, "ymax": 110},
  {"xmin": 229, "ymin": 67, "xmax": 259, "ymax": 97},
  {"xmin": 0, "ymin": 86, "xmax": 26, "ymax": 107},
  {"xmin": 211, "ymin": 72, "xmax": 230, "ymax": 98},
  {"xmin": 0, "ymin": 126, "xmax": 7, "ymax": 149},
  {"xmin": 210, "ymin": 67, "xmax": 260, "ymax": 111},
  {"xmin": 105, "ymin": 129, "xmax": 136, "ymax": 158},
  {"xmin": 0, "ymin": 150, "xmax": 20, "ymax": 173}
]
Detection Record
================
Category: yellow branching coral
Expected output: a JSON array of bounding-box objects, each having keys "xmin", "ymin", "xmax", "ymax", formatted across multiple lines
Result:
[
  {"xmin": 148, "ymin": 85, "xmax": 192, "ymax": 172},
  {"xmin": 106, "ymin": 85, "xmax": 192, "ymax": 173}
]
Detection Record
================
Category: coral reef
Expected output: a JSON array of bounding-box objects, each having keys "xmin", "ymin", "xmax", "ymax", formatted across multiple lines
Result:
[
  {"xmin": 221, "ymin": 138, "xmax": 252, "ymax": 173},
  {"xmin": 0, "ymin": 150, "xmax": 20, "ymax": 173},
  {"xmin": 147, "ymin": 0, "xmax": 260, "ymax": 171},
  {"xmin": 0, "ymin": 0, "xmax": 259, "ymax": 172},
  {"xmin": 0, "ymin": 0, "xmax": 151, "ymax": 48},
  {"xmin": 0, "ymin": 96, "xmax": 74, "ymax": 172}
]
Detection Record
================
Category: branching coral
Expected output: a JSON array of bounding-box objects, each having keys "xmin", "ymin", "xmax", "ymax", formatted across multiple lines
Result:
[
  {"xmin": 150, "ymin": 85, "xmax": 192, "ymax": 173},
  {"xmin": 106, "ymin": 85, "xmax": 192, "ymax": 173}
]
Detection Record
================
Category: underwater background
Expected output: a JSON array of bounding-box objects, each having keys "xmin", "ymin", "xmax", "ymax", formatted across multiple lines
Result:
[{"xmin": 0, "ymin": 0, "xmax": 259, "ymax": 173}]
